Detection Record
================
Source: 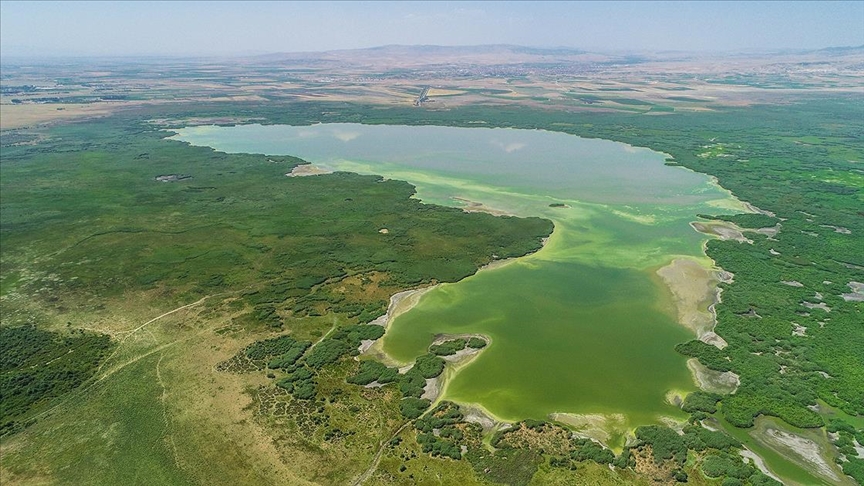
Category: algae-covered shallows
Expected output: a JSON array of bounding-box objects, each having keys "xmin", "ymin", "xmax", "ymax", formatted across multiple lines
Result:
[{"xmin": 173, "ymin": 123, "xmax": 748, "ymax": 445}]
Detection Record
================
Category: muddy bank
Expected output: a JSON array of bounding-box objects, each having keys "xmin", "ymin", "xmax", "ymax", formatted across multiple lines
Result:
[
  {"xmin": 687, "ymin": 358, "xmax": 739, "ymax": 394},
  {"xmin": 286, "ymin": 164, "xmax": 333, "ymax": 177},
  {"xmin": 549, "ymin": 412, "xmax": 629, "ymax": 449},
  {"xmin": 690, "ymin": 221, "xmax": 753, "ymax": 244},
  {"xmin": 655, "ymin": 258, "xmax": 728, "ymax": 349},
  {"xmin": 739, "ymin": 449, "xmax": 784, "ymax": 484},
  {"xmin": 752, "ymin": 417, "xmax": 851, "ymax": 485},
  {"xmin": 423, "ymin": 334, "xmax": 490, "ymax": 402},
  {"xmin": 451, "ymin": 196, "xmax": 514, "ymax": 217}
]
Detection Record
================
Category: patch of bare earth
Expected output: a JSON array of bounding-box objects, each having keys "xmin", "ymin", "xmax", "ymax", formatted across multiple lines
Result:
[
  {"xmin": 632, "ymin": 445, "xmax": 676, "ymax": 485},
  {"xmin": 286, "ymin": 164, "xmax": 333, "ymax": 177},
  {"xmin": 496, "ymin": 422, "xmax": 573, "ymax": 456},
  {"xmin": 656, "ymin": 258, "xmax": 724, "ymax": 346},
  {"xmin": 0, "ymin": 102, "xmax": 131, "ymax": 129}
]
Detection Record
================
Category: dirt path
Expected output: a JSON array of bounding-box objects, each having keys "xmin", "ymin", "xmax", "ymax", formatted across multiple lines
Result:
[
  {"xmin": 25, "ymin": 293, "xmax": 238, "ymax": 426},
  {"xmin": 352, "ymin": 420, "xmax": 411, "ymax": 486},
  {"xmin": 313, "ymin": 317, "xmax": 340, "ymax": 346},
  {"xmin": 22, "ymin": 328, "xmax": 198, "ymax": 428},
  {"xmin": 96, "ymin": 296, "xmax": 212, "ymax": 375},
  {"xmin": 156, "ymin": 351, "xmax": 184, "ymax": 471},
  {"xmin": 118, "ymin": 296, "xmax": 211, "ymax": 338}
]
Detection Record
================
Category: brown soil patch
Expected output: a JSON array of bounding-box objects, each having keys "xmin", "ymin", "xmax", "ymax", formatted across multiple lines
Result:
[
  {"xmin": 497, "ymin": 422, "xmax": 573, "ymax": 456},
  {"xmin": 0, "ymin": 102, "xmax": 127, "ymax": 129},
  {"xmin": 632, "ymin": 445, "xmax": 677, "ymax": 485},
  {"xmin": 656, "ymin": 258, "xmax": 719, "ymax": 340},
  {"xmin": 286, "ymin": 164, "xmax": 333, "ymax": 177}
]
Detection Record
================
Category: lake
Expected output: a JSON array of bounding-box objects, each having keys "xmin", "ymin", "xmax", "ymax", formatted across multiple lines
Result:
[{"xmin": 172, "ymin": 123, "xmax": 745, "ymax": 445}]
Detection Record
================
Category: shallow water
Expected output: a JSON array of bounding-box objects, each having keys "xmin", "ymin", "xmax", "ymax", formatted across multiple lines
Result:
[{"xmin": 172, "ymin": 123, "xmax": 744, "ymax": 439}]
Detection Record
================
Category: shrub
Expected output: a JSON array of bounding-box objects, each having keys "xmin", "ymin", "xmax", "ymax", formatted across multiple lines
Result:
[
  {"xmin": 467, "ymin": 337, "xmax": 487, "ymax": 349},
  {"xmin": 400, "ymin": 398, "xmax": 431, "ymax": 419}
]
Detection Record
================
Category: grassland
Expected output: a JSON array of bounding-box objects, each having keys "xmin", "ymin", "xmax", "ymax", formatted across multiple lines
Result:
[{"xmin": 0, "ymin": 111, "xmax": 551, "ymax": 484}]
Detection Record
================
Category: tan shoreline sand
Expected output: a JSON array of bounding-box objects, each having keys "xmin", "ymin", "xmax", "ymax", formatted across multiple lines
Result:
[
  {"xmin": 286, "ymin": 164, "xmax": 333, "ymax": 177},
  {"xmin": 655, "ymin": 257, "xmax": 728, "ymax": 349},
  {"xmin": 549, "ymin": 413, "xmax": 628, "ymax": 449},
  {"xmin": 361, "ymin": 235, "xmax": 542, "ymax": 364},
  {"xmin": 423, "ymin": 333, "xmax": 490, "ymax": 402},
  {"xmin": 690, "ymin": 221, "xmax": 753, "ymax": 244},
  {"xmin": 361, "ymin": 286, "xmax": 437, "ymax": 365},
  {"xmin": 687, "ymin": 358, "xmax": 739, "ymax": 394},
  {"xmin": 452, "ymin": 196, "xmax": 514, "ymax": 217},
  {"xmin": 751, "ymin": 417, "xmax": 852, "ymax": 485}
]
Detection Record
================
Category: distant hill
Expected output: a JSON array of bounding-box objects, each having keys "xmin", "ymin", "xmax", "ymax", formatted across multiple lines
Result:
[
  {"xmin": 815, "ymin": 44, "xmax": 864, "ymax": 55},
  {"xmin": 254, "ymin": 44, "xmax": 612, "ymax": 67},
  {"xmin": 249, "ymin": 43, "xmax": 864, "ymax": 70}
]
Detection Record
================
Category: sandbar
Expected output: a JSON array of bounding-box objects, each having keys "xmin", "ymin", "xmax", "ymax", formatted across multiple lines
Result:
[
  {"xmin": 750, "ymin": 417, "xmax": 851, "ymax": 485},
  {"xmin": 687, "ymin": 358, "xmax": 739, "ymax": 394},
  {"xmin": 452, "ymin": 196, "xmax": 514, "ymax": 217},
  {"xmin": 548, "ymin": 412, "xmax": 629, "ymax": 449},
  {"xmin": 655, "ymin": 257, "xmax": 727, "ymax": 348},
  {"xmin": 285, "ymin": 164, "xmax": 333, "ymax": 177},
  {"xmin": 362, "ymin": 286, "xmax": 437, "ymax": 366},
  {"xmin": 423, "ymin": 334, "xmax": 489, "ymax": 402},
  {"xmin": 690, "ymin": 221, "xmax": 753, "ymax": 244},
  {"xmin": 739, "ymin": 449, "xmax": 785, "ymax": 484}
]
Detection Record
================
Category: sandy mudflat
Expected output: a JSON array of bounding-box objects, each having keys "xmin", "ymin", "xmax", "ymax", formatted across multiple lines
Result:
[
  {"xmin": 687, "ymin": 358, "xmax": 739, "ymax": 394},
  {"xmin": 754, "ymin": 224, "xmax": 781, "ymax": 237},
  {"xmin": 285, "ymin": 164, "xmax": 333, "ymax": 177},
  {"xmin": 690, "ymin": 221, "xmax": 753, "ymax": 243},
  {"xmin": 739, "ymin": 449, "xmax": 784, "ymax": 483},
  {"xmin": 459, "ymin": 403, "xmax": 512, "ymax": 431},
  {"xmin": 742, "ymin": 201, "xmax": 776, "ymax": 218},
  {"xmin": 842, "ymin": 281, "xmax": 864, "ymax": 302},
  {"xmin": 756, "ymin": 423, "xmax": 848, "ymax": 484},
  {"xmin": 656, "ymin": 258, "xmax": 727, "ymax": 348},
  {"xmin": 451, "ymin": 197, "xmax": 514, "ymax": 217},
  {"xmin": 421, "ymin": 334, "xmax": 490, "ymax": 402},
  {"xmin": 367, "ymin": 286, "xmax": 436, "ymax": 331},
  {"xmin": 548, "ymin": 412, "xmax": 628, "ymax": 448},
  {"xmin": 357, "ymin": 338, "xmax": 377, "ymax": 354},
  {"xmin": 421, "ymin": 378, "xmax": 440, "ymax": 401}
]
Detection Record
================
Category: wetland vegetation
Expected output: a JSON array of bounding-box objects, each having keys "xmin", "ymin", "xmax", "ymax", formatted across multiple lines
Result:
[{"xmin": 1, "ymin": 79, "xmax": 861, "ymax": 485}]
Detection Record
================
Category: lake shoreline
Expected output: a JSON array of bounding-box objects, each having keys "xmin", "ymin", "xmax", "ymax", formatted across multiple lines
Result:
[
  {"xmin": 362, "ymin": 234, "xmax": 548, "ymax": 366},
  {"xmin": 174, "ymin": 122, "xmax": 752, "ymax": 443},
  {"xmin": 655, "ymin": 257, "xmax": 729, "ymax": 350}
]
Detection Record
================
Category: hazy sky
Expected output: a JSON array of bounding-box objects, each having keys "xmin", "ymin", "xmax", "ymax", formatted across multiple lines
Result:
[{"xmin": 2, "ymin": 1, "xmax": 862, "ymax": 57}]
